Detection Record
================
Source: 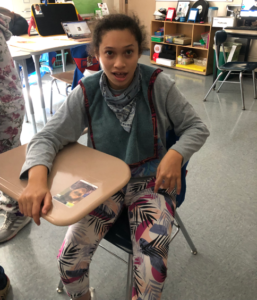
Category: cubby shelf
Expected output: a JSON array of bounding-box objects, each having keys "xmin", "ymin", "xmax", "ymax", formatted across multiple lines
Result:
[{"xmin": 150, "ymin": 19, "xmax": 220, "ymax": 76}]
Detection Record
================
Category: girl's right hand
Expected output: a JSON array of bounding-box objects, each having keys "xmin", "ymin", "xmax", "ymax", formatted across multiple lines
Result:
[{"xmin": 18, "ymin": 165, "xmax": 52, "ymax": 226}]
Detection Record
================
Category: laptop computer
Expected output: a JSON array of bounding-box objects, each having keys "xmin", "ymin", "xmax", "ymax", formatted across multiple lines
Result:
[{"xmin": 61, "ymin": 20, "xmax": 91, "ymax": 40}]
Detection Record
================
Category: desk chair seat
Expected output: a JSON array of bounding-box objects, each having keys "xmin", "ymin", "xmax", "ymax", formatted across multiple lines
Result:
[
  {"xmin": 219, "ymin": 62, "xmax": 257, "ymax": 72},
  {"xmin": 204, "ymin": 30, "xmax": 257, "ymax": 110},
  {"xmin": 50, "ymin": 70, "xmax": 75, "ymax": 114}
]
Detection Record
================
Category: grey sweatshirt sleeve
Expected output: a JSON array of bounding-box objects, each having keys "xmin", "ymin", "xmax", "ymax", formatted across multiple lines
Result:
[
  {"xmin": 20, "ymin": 85, "xmax": 88, "ymax": 179},
  {"xmin": 153, "ymin": 72, "xmax": 210, "ymax": 165}
]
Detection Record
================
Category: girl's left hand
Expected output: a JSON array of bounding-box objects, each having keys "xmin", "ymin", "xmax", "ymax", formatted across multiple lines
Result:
[{"xmin": 154, "ymin": 150, "xmax": 183, "ymax": 195}]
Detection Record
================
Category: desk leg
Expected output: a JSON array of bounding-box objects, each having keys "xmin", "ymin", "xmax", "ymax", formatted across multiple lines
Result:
[
  {"xmin": 244, "ymin": 39, "xmax": 251, "ymax": 62},
  {"xmin": 61, "ymin": 49, "xmax": 66, "ymax": 72},
  {"xmin": 32, "ymin": 54, "xmax": 47, "ymax": 125},
  {"xmin": 14, "ymin": 61, "xmax": 29, "ymax": 123},
  {"xmin": 20, "ymin": 59, "xmax": 37, "ymax": 134}
]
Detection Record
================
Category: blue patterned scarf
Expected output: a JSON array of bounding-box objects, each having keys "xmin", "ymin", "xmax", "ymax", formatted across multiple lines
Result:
[{"xmin": 99, "ymin": 65, "xmax": 141, "ymax": 133}]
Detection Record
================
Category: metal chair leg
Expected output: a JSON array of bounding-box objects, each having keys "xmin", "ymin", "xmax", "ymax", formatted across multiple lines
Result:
[
  {"xmin": 50, "ymin": 79, "xmax": 56, "ymax": 115},
  {"xmin": 175, "ymin": 212, "xmax": 197, "ymax": 255},
  {"xmin": 253, "ymin": 70, "xmax": 257, "ymax": 99},
  {"xmin": 24, "ymin": 108, "xmax": 29, "ymax": 123},
  {"xmin": 55, "ymin": 79, "xmax": 61, "ymax": 95},
  {"xmin": 66, "ymin": 84, "xmax": 71, "ymax": 96},
  {"xmin": 203, "ymin": 71, "xmax": 224, "ymax": 101},
  {"xmin": 56, "ymin": 279, "xmax": 64, "ymax": 294},
  {"xmin": 216, "ymin": 71, "xmax": 232, "ymax": 93},
  {"xmin": 239, "ymin": 72, "xmax": 245, "ymax": 110},
  {"xmin": 125, "ymin": 254, "xmax": 133, "ymax": 300}
]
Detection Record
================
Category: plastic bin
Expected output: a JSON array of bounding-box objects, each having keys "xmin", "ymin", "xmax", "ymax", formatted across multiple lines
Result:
[
  {"xmin": 177, "ymin": 57, "xmax": 193, "ymax": 65},
  {"xmin": 194, "ymin": 57, "xmax": 207, "ymax": 67},
  {"xmin": 151, "ymin": 36, "xmax": 164, "ymax": 42},
  {"xmin": 165, "ymin": 34, "xmax": 184, "ymax": 44},
  {"xmin": 53, "ymin": 52, "xmax": 68, "ymax": 69},
  {"xmin": 154, "ymin": 31, "xmax": 164, "ymax": 36},
  {"xmin": 208, "ymin": 7, "xmax": 218, "ymax": 25},
  {"xmin": 213, "ymin": 42, "xmax": 242, "ymax": 80}
]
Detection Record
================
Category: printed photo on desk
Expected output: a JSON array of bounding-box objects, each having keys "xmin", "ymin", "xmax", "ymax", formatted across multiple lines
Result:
[
  {"xmin": 53, "ymin": 180, "xmax": 98, "ymax": 208},
  {"xmin": 33, "ymin": 4, "xmax": 44, "ymax": 17}
]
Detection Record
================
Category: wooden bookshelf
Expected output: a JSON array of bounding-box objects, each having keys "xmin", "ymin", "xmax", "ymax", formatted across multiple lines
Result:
[{"xmin": 150, "ymin": 20, "xmax": 219, "ymax": 76}]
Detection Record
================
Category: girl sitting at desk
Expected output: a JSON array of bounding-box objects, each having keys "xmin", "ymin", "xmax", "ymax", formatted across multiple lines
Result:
[{"xmin": 18, "ymin": 14, "xmax": 209, "ymax": 300}]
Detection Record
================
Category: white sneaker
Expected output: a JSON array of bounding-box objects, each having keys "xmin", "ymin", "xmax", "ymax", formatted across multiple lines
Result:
[
  {"xmin": 0, "ymin": 212, "xmax": 31, "ymax": 243},
  {"xmin": 0, "ymin": 191, "xmax": 19, "ymax": 214}
]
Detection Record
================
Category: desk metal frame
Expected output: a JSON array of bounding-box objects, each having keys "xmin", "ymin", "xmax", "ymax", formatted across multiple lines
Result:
[
  {"xmin": 9, "ymin": 36, "xmax": 90, "ymax": 128},
  {"xmin": 10, "ymin": 50, "xmax": 38, "ymax": 134}
]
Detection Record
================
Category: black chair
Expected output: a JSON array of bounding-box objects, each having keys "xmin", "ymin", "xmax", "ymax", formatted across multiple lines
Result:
[
  {"xmin": 204, "ymin": 30, "xmax": 257, "ymax": 110},
  {"xmin": 56, "ymin": 131, "xmax": 197, "ymax": 299}
]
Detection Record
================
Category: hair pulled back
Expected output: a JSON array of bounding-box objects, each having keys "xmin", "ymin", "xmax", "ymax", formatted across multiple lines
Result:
[{"xmin": 89, "ymin": 13, "xmax": 148, "ymax": 56}]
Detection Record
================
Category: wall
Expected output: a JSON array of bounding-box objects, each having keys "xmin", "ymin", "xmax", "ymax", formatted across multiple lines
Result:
[
  {"xmin": 127, "ymin": 0, "xmax": 156, "ymax": 46},
  {"xmin": 12, "ymin": 0, "xmax": 40, "ymax": 18}
]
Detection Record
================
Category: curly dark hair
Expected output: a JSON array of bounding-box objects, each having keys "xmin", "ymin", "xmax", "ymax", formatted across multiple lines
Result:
[{"xmin": 88, "ymin": 13, "xmax": 148, "ymax": 56}]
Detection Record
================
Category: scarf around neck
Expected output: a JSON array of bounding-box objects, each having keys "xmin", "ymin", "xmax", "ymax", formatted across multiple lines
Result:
[{"xmin": 99, "ymin": 65, "xmax": 141, "ymax": 133}]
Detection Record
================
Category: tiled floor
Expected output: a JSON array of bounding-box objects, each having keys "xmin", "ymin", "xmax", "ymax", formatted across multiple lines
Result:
[{"xmin": 1, "ymin": 56, "xmax": 257, "ymax": 300}]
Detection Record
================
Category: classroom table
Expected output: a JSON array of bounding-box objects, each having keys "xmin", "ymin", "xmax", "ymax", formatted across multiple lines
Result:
[
  {"xmin": 213, "ymin": 28, "xmax": 257, "ymax": 86},
  {"xmin": 8, "ymin": 35, "xmax": 90, "ymax": 126},
  {"xmin": 9, "ymin": 47, "xmax": 37, "ymax": 134}
]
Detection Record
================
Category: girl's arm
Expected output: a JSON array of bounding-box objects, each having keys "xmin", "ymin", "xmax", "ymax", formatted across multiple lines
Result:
[
  {"xmin": 20, "ymin": 85, "xmax": 88, "ymax": 179},
  {"xmin": 153, "ymin": 73, "xmax": 210, "ymax": 193},
  {"xmin": 19, "ymin": 85, "xmax": 88, "ymax": 224}
]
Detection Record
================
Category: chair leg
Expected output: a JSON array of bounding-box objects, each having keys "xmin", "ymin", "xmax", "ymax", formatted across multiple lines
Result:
[
  {"xmin": 55, "ymin": 79, "xmax": 61, "ymax": 95},
  {"xmin": 239, "ymin": 72, "xmax": 245, "ymax": 110},
  {"xmin": 24, "ymin": 108, "xmax": 29, "ymax": 123},
  {"xmin": 66, "ymin": 84, "xmax": 71, "ymax": 96},
  {"xmin": 253, "ymin": 70, "xmax": 257, "ymax": 99},
  {"xmin": 203, "ymin": 71, "xmax": 224, "ymax": 101},
  {"xmin": 125, "ymin": 254, "xmax": 133, "ymax": 300},
  {"xmin": 50, "ymin": 79, "xmax": 56, "ymax": 115},
  {"xmin": 175, "ymin": 211, "xmax": 197, "ymax": 255},
  {"xmin": 56, "ymin": 279, "xmax": 64, "ymax": 294},
  {"xmin": 216, "ymin": 71, "xmax": 232, "ymax": 93}
]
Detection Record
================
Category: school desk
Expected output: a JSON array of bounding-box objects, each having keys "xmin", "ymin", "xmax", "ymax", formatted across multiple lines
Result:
[
  {"xmin": 0, "ymin": 143, "xmax": 131, "ymax": 226},
  {"xmin": 8, "ymin": 35, "xmax": 91, "ymax": 127},
  {"xmin": 213, "ymin": 28, "xmax": 257, "ymax": 86}
]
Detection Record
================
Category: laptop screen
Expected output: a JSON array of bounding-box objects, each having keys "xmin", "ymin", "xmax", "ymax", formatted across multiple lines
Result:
[{"xmin": 62, "ymin": 21, "xmax": 91, "ymax": 38}]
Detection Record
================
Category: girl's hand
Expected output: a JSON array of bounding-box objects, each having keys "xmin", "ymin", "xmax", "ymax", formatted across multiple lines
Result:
[
  {"xmin": 154, "ymin": 150, "xmax": 183, "ymax": 194},
  {"xmin": 18, "ymin": 165, "xmax": 52, "ymax": 226}
]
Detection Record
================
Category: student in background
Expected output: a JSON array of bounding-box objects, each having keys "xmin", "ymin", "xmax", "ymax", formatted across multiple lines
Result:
[
  {"xmin": 0, "ymin": 13, "xmax": 31, "ymax": 245},
  {"xmin": 0, "ymin": 13, "xmax": 29, "ymax": 300},
  {"xmin": 0, "ymin": 7, "xmax": 35, "ymax": 74}
]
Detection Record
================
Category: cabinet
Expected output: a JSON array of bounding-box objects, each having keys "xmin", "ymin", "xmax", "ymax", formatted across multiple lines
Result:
[{"xmin": 150, "ymin": 20, "xmax": 219, "ymax": 76}]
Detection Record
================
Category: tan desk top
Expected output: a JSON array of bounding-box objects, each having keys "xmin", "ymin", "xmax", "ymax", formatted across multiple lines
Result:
[
  {"xmin": 0, "ymin": 143, "xmax": 131, "ymax": 226},
  {"xmin": 7, "ymin": 34, "xmax": 91, "ymax": 56},
  {"xmin": 9, "ymin": 46, "xmax": 32, "ymax": 60},
  {"xmin": 225, "ymin": 29, "xmax": 257, "ymax": 36}
]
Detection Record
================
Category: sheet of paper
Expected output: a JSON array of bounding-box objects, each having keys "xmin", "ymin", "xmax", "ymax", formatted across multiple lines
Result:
[{"xmin": 189, "ymin": 10, "xmax": 197, "ymax": 20}]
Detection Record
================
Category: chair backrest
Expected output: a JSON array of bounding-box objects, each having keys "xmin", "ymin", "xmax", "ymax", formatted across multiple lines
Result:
[
  {"xmin": 166, "ymin": 129, "xmax": 188, "ymax": 208},
  {"xmin": 214, "ymin": 30, "xmax": 227, "ymax": 70},
  {"xmin": 70, "ymin": 45, "xmax": 101, "ymax": 89}
]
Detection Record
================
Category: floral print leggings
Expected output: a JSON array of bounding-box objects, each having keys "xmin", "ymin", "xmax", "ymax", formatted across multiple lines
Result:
[
  {"xmin": 0, "ymin": 14, "xmax": 25, "ymax": 154},
  {"xmin": 57, "ymin": 178, "xmax": 176, "ymax": 300}
]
